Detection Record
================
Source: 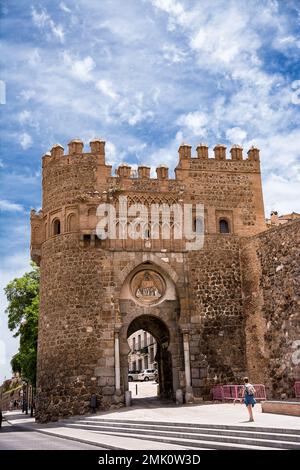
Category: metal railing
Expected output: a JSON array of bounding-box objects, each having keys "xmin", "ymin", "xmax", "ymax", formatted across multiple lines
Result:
[
  {"xmin": 212, "ymin": 384, "xmax": 266, "ymax": 401},
  {"xmin": 212, "ymin": 385, "xmax": 224, "ymax": 400}
]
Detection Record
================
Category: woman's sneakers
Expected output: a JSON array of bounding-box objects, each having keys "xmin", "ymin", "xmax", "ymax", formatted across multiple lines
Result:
[{"xmin": 249, "ymin": 418, "xmax": 254, "ymax": 422}]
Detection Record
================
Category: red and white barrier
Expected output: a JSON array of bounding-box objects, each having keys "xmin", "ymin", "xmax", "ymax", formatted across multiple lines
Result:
[
  {"xmin": 212, "ymin": 384, "xmax": 266, "ymax": 401},
  {"xmin": 294, "ymin": 381, "xmax": 300, "ymax": 398},
  {"xmin": 212, "ymin": 385, "xmax": 224, "ymax": 400}
]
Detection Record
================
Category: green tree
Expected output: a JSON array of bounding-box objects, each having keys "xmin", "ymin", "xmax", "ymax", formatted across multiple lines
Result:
[{"xmin": 4, "ymin": 263, "xmax": 39, "ymax": 385}]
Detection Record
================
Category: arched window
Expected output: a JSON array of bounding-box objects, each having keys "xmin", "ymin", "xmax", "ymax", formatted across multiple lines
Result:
[
  {"xmin": 219, "ymin": 218, "xmax": 230, "ymax": 234},
  {"xmin": 88, "ymin": 207, "xmax": 97, "ymax": 229},
  {"xmin": 151, "ymin": 222, "xmax": 160, "ymax": 240},
  {"xmin": 53, "ymin": 218, "xmax": 61, "ymax": 235},
  {"xmin": 67, "ymin": 213, "xmax": 76, "ymax": 232},
  {"xmin": 143, "ymin": 223, "xmax": 151, "ymax": 239}
]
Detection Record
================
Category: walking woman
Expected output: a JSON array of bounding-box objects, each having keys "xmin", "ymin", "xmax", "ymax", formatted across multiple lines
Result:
[{"xmin": 241, "ymin": 377, "xmax": 256, "ymax": 422}]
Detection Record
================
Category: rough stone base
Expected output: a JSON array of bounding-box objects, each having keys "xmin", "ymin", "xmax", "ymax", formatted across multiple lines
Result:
[{"xmin": 261, "ymin": 400, "xmax": 300, "ymax": 417}]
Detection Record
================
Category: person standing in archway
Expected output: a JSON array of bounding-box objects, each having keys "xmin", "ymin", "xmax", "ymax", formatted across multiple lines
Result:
[{"xmin": 241, "ymin": 377, "xmax": 256, "ymax": 421}]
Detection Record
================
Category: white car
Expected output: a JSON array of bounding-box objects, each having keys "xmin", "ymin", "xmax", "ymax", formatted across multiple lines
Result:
[
  {"xmin": 137, "ymin": 369, "xmax": 157, "ymax": 381},
  {"xmin": 128, "ymin": 370, "xmax": 140, "ymax": 382}
]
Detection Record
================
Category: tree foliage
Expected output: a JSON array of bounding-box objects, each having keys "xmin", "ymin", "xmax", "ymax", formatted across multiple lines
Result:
[{"xmin": 5, "ymin": 263, "xmax": 39, "ymax": 385}]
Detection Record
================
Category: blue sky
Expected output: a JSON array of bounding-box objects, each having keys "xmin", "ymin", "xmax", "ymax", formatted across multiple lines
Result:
[{"xmin": 0, "ymin": 0, "xmax": 300, "ymax": 380}]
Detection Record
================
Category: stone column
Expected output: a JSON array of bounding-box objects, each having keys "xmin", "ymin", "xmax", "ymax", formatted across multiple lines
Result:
[
  {"xmin": 183, "ymin": 331, "xmax": 194, "ymax": 403},
  {"xmin": 113, "ymin": 327, "xmax": 123, "ymax": 404},
  {"xmin": 114, "ymin": 330, "xmax": 121, "ymax": 392}
]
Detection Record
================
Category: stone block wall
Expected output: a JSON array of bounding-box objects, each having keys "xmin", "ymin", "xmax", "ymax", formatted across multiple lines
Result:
[
  {"xmin": 36, "ymin": 233, "xmax": 115, "ymax": 422},
  {"xmin": 187, "ymin": 235, "xmax": 246, "ymax": 398},
  {"xmin": 241, "ymin": 220, "xmax": 300, "ymax": 398}
]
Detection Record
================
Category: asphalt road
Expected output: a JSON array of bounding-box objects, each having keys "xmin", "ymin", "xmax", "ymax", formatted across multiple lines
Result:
[{"xmin": 0, "ymin": 421, "xmax": 105, "ymax": 450}]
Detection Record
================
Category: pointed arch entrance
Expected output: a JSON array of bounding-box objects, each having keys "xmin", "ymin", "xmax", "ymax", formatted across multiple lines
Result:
[
  {"xmin": 118, "ymin": 261, "xmax": 185, "ymax": 402},
  {"xmin": 127, "ymin": 315, "xmax": 173, "ymax": 398}
]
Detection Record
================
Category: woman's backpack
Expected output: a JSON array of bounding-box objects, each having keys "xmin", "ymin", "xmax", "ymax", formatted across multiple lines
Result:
[{"xmin": 245, "ymin": 384, "xmax": 255, "ymax": 396}]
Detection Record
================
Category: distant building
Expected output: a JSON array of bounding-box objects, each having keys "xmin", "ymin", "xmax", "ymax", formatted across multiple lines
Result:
[
  {"xmin": 128, "ymin": 329, "xmax": 157, "ymax": 371},
  {"xmin": 266, "ymin": 211, "xmax": 300, "ymax": 227}
]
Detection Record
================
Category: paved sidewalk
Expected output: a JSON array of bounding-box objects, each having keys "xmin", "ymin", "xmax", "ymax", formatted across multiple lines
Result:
[
  {"xmin": 89, "ymin": 400, "xmax": 300, "ymax": 430},
  {"xmin": 3, "ymin": 401, "xmax": 300, "ymax": 450},
  {"xmin": 3, "ymin": 410, "xmax": 194, "ymax": 450}
]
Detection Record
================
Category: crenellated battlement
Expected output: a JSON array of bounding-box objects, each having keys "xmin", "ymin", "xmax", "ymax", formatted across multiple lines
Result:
[
  {"xmin": 38, "ymin": 136, "xmax": 265, "ymax": 245},
  {"xmin": 43, "ymin": 138, "xmax": 260, "ymax": 180},
  {"xmin": 43, "ymin": 138, "xmax": 107, "ymax": 167},
  {"xmin": 178, "ymin": 142, "xmax": 260, "ymax": 162}
]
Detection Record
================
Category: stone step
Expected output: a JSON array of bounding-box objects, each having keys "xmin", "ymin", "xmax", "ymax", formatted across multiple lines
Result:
[
  {"xmin": 66, "ymin": 423, "xmax": 298, "ymax": 449},
  {"xmin": 32, "ymin": 426, "xmax": 202, "ymax": 450},
  {"xmin": 79, "ymin": 417, "xmax": 300, "ymax": 435},
  {"xmin": 80, "ymin": 428, "xmax": 283, "ymax": 450},
  {"xmin": 76, "ymin": 420, "xmax": 300, "ymax": 443}
]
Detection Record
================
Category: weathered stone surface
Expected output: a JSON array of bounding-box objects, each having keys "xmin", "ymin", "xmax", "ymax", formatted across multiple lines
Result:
[
  {"xmin": 241, "ymin": 220, "xmax": 300, "ymax": 398},
  {"xmin": 262, "ymin": 401, "xmax": 300, "ymax": 417},
  {"xmin": 31, "ymin": 139, "xmax": 299, "ymax": 422}
]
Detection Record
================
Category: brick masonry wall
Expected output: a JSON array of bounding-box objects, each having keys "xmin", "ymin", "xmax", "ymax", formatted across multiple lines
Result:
[
  {"xmin": 241, "ymin": 220, "xmax": 300, "ymax": 398},
  {"xmin": 42, "ymin": 154, "xmax": 98, "ymax": 213}
]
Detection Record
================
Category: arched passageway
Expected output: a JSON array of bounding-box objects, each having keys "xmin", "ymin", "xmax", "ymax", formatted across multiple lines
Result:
[
  {"xmin": 127, "ymin": 315, "xmax": 173, "ymax": 399},
  {"xmin": 118, "ymin": 262, "xmax": 185, "ymax": 403}
]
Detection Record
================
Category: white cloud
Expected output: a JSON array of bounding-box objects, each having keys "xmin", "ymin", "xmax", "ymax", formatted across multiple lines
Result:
[
  {"xmin": 105, "ymin": 141, "xmax": 117, "ymax": 165},
  {"xmin": 51, "ymin": 23, "xmax": 65, "ymax": 42},
  {"xmin": 128, "ymin": 143, "xmax": 147, "ymax": 153},
  {"xmin": 253, "ymin": 129, "xmax": 300, "ymax": 172},
  {"xmin": 59, "ymin": 2, "xmax": 71, "ymax": 13},
  {"xmin": 263, "ymin": 174, "xmax": 300, "ymax": 216},
  {"xmin": 31, "ymin": 7, "xmax": 49, "ymax": 28},
  {"xmin": 96, "ymin": 79, "xmax": 118, "ymax": 100},
  {"xmin": 0, "ymin": 340, "xmax": 5, "ymax": 366},
  {"xmin": 105, "ymin": 141, "xmax": 127, "ymax": 166},
  {"xmin": 63, "ymin": 53, "xmax": 95, "ymax": 82},
  {"xmin": 127, "ymin": 109, "xmax": 153, "ymax": 126},
  {"xmin": 71, "ymin": 56, "xmax": 95, "ymax": 82},
  {"xmin": 151, "ymin": 0, "xmax": 191, "ymax": 30},
  {"xmin": 28, "ymin": 48, "xmax": 41, "ymax": 66},
  {"xmin": 0, "ymin": 159, "xmax": 4, "ymax": 168},
  {"xmin": 177, "ymin": 111, "xmax": 208, "ymax": 136},
  {"xmin": 19, "ymin": 132, "xmax": 33, "ymax": 149},
  {"xmin": 31, "ymin": 7, "xmax": 65, "ymax": 43},
  {"xmin": 0, "ymin": 200, "xmax": 24, "ymax": 212},
  {"xmin": 146, "ymin": 130, "xmax": 184, "ymax": 170},
  {"xmin": 19, "ymin": 89, "xmax": 36, "ymax": 102},
  {"xmin": 162, "ymin": 44, "xmax": 187, "ymax": 63},
  {"xmin": 151, "ymin": 0, "xmax": 185, "ymax": 16},
  {"xmin": 190, "ymin": 8, "xmax": 259, "ymax": 70},
  {"xmin": 18, "ymin": 110, "xmax": 32, "ymax": 124},
  {"xmin": 110, "ymin": 92, "xmax": 154, "ymax": 126},
  {"xmin": 226, "ymin": 127, "xmax": 247, "ymax": 144},
  {"xmin": 0, "ymin": 0, "xmax": 298, "ymax": 221}
]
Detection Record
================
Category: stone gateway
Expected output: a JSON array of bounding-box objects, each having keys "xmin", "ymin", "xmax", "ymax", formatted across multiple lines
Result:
[{"xmin": 30, "ymin": 139, "xmax": 300, "ymax": 422}]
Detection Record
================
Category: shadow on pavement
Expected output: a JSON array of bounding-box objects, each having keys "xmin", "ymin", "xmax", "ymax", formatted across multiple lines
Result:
[
  {"xmin": 0, "ymin": 423, "xmax": 33, "ymax": 433},
  {"xmin": 2, "ymin": 412, "xmax": 32, "ymax": 422}
]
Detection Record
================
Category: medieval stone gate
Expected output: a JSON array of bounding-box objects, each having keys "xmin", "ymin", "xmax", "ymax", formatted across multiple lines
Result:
[{"xmin": 31, "ymin": 138, "xmax": 300, "ymax": 423}]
